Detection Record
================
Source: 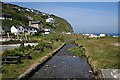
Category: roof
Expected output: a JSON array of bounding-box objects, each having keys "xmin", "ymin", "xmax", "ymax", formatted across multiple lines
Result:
[
  {"xmin": 27, "ymin": 16, "xmax": 33, "ymax": 20},
  {"xmin": 23, "ymin": 26, "xmax": 39, "ymax": 32},
  {"xmin": 2, "ymin": 13, "xmax": 12, "ymax": 18},
  {"xmin": 13, "ymin": 26, "xmax": 20, "ymax": 29},
  {"xmin": 23, "ymin": 26, "xmax": 37, "ymax": 29},
  {"xmin": 31, "ymin": 21, "xmax": 43, "ymax": 24},
  {"xmin": 2, "ymin": 26, "xmax": 11, "ymax": 32}
]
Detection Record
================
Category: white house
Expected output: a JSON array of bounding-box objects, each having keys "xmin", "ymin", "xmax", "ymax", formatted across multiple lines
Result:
[
  {"xmin": 11, "ymin": 26, "xmax": 38, "ymax": 35},
  {"xmin": 90, "ymin": 34, "xmax": 98, "ymax": 38},
  {"xmin": 46, "ymin": 18, "xmax": 55, "ymax": 23},
  {"xmin": 99, "ymin": 34, "xmax": 106, "ymax": 37},
  {"xmin": 23, "ymin": 26, "xmax": 38, "ymax": 34},
  {"xmin": 42, "ymin": 13, "xmax": 46, "ymax": 15},
  {"xmin": 83, "ymin": 34, "xmax": 90, "ymax": 36},
  {"xmin": 41, "ymin": 28, "xmax": 51, "ymax": 34},
  {"xmin": 11, "ymin": 26, "xmax": 24, "ymax": 35}
]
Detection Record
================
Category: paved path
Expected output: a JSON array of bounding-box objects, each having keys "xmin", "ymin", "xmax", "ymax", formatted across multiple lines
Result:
[
  {"xmin": 0, "ymin": 43, "xmax": 38, "ymax": 52},
  {"xmin": 30, "ymin": 44, "xmax": 94, "ymax": 79}
]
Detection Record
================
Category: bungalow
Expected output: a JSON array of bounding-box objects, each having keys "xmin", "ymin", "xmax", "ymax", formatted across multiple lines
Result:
[
  {"xmin": 46, "ymin": 18, "xmax": 55, "ymax": 23},
  {"xmin": 29, "ymin": 21, "xmax": 43, "ymax": 29}
]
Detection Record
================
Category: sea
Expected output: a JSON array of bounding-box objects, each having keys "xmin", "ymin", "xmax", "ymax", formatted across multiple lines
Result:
[{"xmin": 78, "ymin": 33, "xmax": 120, "ymax": 37}]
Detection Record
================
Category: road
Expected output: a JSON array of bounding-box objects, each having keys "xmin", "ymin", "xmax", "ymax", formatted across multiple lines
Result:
[{"xmin": 30, "ymin": 44, "xmax": 94, "ymax": 79}]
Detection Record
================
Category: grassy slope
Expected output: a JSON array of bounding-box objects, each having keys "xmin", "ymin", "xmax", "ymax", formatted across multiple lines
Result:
[{"xmin": 2, "ymin": 2, "xmax": 73, "ymax": 33}]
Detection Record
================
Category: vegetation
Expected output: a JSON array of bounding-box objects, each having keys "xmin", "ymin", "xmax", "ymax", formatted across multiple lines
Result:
[
  {"xmin": 1, "ymin": 2, "xmax": 119, "ymax": 79},
  {"xmin": 1, "ymin": 32, "xmax": 119, "ymax": 78},
  {"xmin": 75, "ymin": 36, "xmax": 119, "ymax": 75},
  {"xmin": 69, "ymin": 45, "xmax": 86, "ymax": 57},
  {"xmin": 2, "ymin": 40, "xmax": 63, "ymax": 78},
  {"xmin": 2, "ymin": 2, "xmax": 73, "ymax": 33},
  {"xmin": 0, "ymin": 39, "xmax": 37, "ymax": 45}
]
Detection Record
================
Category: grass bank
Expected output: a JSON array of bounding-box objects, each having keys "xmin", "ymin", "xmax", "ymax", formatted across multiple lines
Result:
[
  {"xmin": 75, "ymin": 36, "xmax": 119, "ymax": 76},
  {"xmin": 68, "ymin": 45, "xmax": 86, "ymax": 58},
  {"xmin": 2, "ymin": 41, "xmax": 63, "ymax": 79}
]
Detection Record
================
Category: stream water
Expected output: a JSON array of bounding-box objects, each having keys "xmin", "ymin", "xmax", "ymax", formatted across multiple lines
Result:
[{"xmin": 30, "ymin": 44, "xmax": 94, "ymax": 79}]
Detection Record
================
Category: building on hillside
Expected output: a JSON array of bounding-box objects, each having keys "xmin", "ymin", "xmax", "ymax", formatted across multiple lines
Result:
[
  {"xmin": 11, "ymin": 26, "xmax": 39, "ymax": 35},
  {"xmin": 0, "ymin": 13, "xmax": 12, "ymax": 20},
  {"xmin": 46, "ymin": 18, "xmax": 55, "ymax": 23},
  {"xmin": 11, "ymin": 26, "xmax": 24, "ymax": 35},
  {"xmin": 29, "ymin": 21, "xmax": 43, "ymax": 29},
  {"xmin": 23, "ymin": 26, "xmax": 38, "ymax": 34},
  {"xmin": 41, "ymin": 28, "xmax": 51, "ymax": 34},
  {"xmin": 26, "ymin": 16, "xmax": 33, "ymax": 21}
]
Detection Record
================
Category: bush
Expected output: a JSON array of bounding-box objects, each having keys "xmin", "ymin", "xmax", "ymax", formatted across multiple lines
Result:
[
  {"xmin": 2, "ymin": 40, "xmax": 21, "ymax": 45},
  {"xmin": 3, "ymin": 49, "xmax": 20, "ymax": 56},
  {"xmin": 69, "ymin": 46, "xmax": 86, "ymax": 58},
  {"xmin": 26, "ymin": 45, "xmax": 32, "ymax": 50}
]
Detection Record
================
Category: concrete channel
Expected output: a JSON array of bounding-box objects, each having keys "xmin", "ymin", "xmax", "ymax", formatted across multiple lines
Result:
[{"xmin": 29, "ymin": 43, "xmax": 95, "ymax": 79}]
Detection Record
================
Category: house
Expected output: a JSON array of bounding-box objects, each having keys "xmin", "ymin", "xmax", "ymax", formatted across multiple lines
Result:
[
  {"xmin": 89, "ymin": 34, "xmax": 98, "ymax": 38},
  {"xmin": 1, "ymin": 26, "xmax": 11, "ymax": 37},
  {"xmin": 0, "ymin": 13, "xmax": 12, "ymax": 20},
  {"xmin": 46, "ymin": 18, "xmax": 55, "ymax": 23},
  {"xmin": 33, "ymin": 10, "xmax": 41, "ymax": 15},
  {"xmin": 29, "ymin": 21, "xmax": 43, "ymax": 29},
  {"xmin": 11, "ymin": 26, "xmax": 24, "ymax": 35},
  {"xmin": 41, "ymin": 28, "xmax": 51, "ymax": 34},
  {"xmin": 83, "ymin": 33, "xmax": 98, "ymax": 38},
  {"xmin": 83, "ymin": 34, "xmax": 90, "ymax": 36},
  {"xmin": 23, "ymin": 26, "xmax": 38, "ymax": 34},
  {"xmin": 99, "ymin": 34, "xmax": 106, "ymax": 37},
  {"xmin": 11, "ymin": 26, "xmax": 39, "ymax": 35},
  {"xmin": 42, "ymin": 13, "xmax": 46, "ymax": 15}
]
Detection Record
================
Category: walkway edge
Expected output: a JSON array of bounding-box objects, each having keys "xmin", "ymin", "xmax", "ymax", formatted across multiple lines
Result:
[{"xmin": 17, "ymin": 43, "xmax": 66, "ymax": 80}]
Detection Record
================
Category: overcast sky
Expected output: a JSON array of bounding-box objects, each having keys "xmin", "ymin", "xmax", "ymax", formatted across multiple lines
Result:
[{"xmin": 9, "ymin": 2, "xmax": 118, "ymax": 33}]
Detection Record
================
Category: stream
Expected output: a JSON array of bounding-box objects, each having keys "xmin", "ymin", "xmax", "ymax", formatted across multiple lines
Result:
[{"xmin": 30, "ymin": 44, "xmax": 94, "ymax": 79}]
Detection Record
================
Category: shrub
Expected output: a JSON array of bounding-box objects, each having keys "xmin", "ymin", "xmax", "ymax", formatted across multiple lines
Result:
[{"xmin": 69, "ymin": 46, "xmax": 86, "ymax": 58}]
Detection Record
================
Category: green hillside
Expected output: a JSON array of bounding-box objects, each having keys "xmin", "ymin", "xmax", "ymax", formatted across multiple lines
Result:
[{"xmin": 2, "ymin": 2, "xmax": 73, "ymax": 33}]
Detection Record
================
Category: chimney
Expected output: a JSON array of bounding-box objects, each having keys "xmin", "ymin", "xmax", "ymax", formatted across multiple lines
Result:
[{"xmin": 29, "ymin": 20, "xmax": 31, "ymax": 26}]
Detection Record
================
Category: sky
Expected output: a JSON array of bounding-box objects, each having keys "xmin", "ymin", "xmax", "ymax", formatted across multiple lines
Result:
[{"xmin": 8, "ymin": 2, "xmax": 118, "ymax": 33}]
